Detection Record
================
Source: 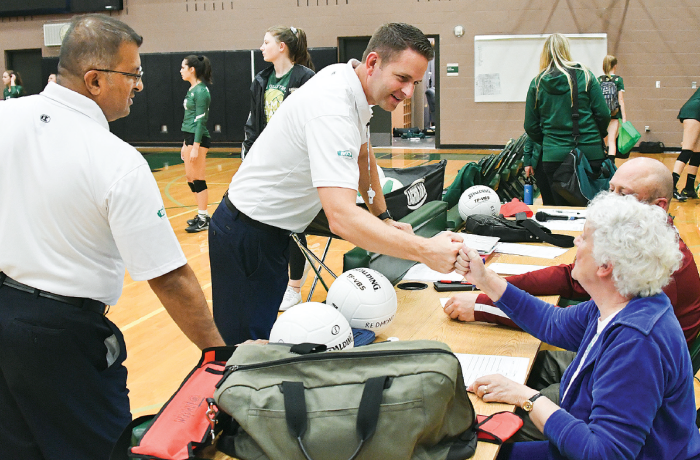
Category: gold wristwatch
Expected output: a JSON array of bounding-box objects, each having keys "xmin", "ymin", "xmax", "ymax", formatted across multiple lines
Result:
[{"xmin": 522, "ymin": 393, "xmax": 543, "ymax": 412}]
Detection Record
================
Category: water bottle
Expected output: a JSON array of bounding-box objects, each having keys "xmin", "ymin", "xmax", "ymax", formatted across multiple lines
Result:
[{"xmin": 523, "ymin": 177, "xmax": 534, "ymax": 205}]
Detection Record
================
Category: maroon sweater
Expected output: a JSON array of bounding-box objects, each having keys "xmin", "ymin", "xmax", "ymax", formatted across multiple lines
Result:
[{"xmin": 474, "ymin": 236, "xmax": 700, "ymax": 348}]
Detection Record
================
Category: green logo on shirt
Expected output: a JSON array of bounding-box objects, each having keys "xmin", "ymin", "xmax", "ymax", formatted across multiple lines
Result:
[
  {"xmin": 157, "ymin": 207, "xmax": 166, "ymax": 219},
  {"xmin": 337, "ymin": 150, "xmax": 353, "ymax": 158}
]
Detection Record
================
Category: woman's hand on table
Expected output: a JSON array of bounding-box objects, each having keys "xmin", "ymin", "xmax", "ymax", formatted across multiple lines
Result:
[
  {"xmin": 443, "ymin": 293, "xmax": 479, "ymax": 322},
  {"xmin": 469, "ymin": 374, "xmax": 538, "ymax": 406}
]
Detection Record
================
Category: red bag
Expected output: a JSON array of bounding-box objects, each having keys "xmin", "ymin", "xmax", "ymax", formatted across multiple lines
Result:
[
  {"xmin": 475, "ymin": 412, "xmax": 524, "ymax": 444},
  {"xmin": 110, "ymin": 347, "xmax": 236, "ymax": 460}
]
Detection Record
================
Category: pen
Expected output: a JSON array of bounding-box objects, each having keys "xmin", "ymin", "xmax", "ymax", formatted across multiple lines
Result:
[{"xmin": 439, "ymin": 280, "xmax": 473, "ymax": 285}]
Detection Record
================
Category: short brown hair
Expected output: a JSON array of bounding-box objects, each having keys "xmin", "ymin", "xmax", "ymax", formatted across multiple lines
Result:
[{"xmin": 362, "ymin": 23, "xmax": 434, "ymax": 65}]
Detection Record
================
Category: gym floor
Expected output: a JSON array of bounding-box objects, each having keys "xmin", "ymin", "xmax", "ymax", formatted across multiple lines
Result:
[{"xmin": 113, "ymin": 146, "xmax": 700, "ymax": 422}]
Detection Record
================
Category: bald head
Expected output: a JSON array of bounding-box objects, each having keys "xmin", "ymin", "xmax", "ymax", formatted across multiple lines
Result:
[{"xmin": 609, "ymin": 157, "xmax": 673, "ymax": 212}]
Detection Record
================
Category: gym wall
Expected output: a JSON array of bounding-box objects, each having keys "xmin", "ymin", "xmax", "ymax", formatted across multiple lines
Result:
[{"xmin": 2, "ymin": 0, "xmax": 698, "ymax": 148}]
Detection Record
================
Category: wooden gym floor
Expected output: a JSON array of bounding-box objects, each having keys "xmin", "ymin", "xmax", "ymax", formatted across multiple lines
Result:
[{"xmin": 111, "ymin": 147, "xmax": 700, "ymax": 419}]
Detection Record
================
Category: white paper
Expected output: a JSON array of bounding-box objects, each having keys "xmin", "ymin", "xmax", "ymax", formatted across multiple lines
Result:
[
  {"xmin": 403, "ymin": 264, "xmax": 463, "ymax": 282},
  {"xmin": 457, "ymin": 233, "xmax": 500, "ymax": 255},
  {"xmin": 440, "ymin": 298, "xmax": 449, "ymax": 308},
  {"xmin": 454, "ymin": 353, "xmax": 530, "ymax": 387},
  {"xmin": 487, "ymin": 263, "xmax": 549, "ymax": 275},
  {"xmin": 494, "ymin": 242, "xmax": 569, "ymax": 259}
]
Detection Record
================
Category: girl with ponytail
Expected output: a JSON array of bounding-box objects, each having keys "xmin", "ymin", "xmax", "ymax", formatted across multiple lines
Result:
[
  {"xmin": 242, "ymin": 26, "xmax": 316, "ymax": 311},
  {"xmin": 180, "ymin": 54, "xmax": 213, "ymax": 232}
]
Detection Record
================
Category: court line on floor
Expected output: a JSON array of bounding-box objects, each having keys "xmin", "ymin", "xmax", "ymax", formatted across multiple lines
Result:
[{"xmin": 120, "ymin": 282, "xmax": 212, "ymax": 332}]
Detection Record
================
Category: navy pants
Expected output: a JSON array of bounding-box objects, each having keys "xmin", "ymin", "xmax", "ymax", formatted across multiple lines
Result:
[
  {"xmin": 0, "ymin": 284, "xmax": 130, "ymax": 460},
  {"xmin": 209, "ymin": 199, "xmax": 290, "ymax": 345}
]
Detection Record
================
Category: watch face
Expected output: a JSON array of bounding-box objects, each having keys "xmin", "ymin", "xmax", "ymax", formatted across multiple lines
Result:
[{"xmin": 522, "ymin": 400, "xmax": 533, "ymax": 412}]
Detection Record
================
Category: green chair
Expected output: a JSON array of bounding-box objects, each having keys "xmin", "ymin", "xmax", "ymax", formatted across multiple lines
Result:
[{"xmin": 343, "ymin": 200, "xmax": 448, "ymax": 284}]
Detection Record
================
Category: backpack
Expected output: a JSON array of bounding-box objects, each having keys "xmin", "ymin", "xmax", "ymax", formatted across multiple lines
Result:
[
  {"xmin": 214, "ymin": 340, "xmax": 477, "ymax": 460},
  {"xmin": 599, "ymin": 75, "xmax": 620, "ymax": 115}
]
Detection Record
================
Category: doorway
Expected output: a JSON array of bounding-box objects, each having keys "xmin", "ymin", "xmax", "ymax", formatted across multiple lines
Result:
[{"xmin": 5, "ymin": 49, "xmax": 43, "ymax": 96}]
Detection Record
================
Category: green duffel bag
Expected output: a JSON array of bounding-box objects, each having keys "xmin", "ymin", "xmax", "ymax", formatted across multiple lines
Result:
[{"xmin": 214, "ymin": 340, "xmax": 477, "ymax": 460}]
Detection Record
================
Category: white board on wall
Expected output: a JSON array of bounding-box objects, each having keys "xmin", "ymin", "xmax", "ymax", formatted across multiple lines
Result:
[{"xmin": 474, "ymin": 34, "xmax": 608, "ymax": 102}]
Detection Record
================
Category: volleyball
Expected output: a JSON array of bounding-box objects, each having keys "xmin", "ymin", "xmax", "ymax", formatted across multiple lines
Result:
[
  {"xmin": 326, "ymin": 268, "xmax": 397, "ymax": 334},
  {"xmin": 381, "ymin": 177, "xmax": 404, "ymax": 194},
  {"xmin": 269, "ymin": 302, "xmax": 354, "ymax": 351},
  {"xmin": 458, "ymin": 185, "xmax": 501, "ymax": 220}
]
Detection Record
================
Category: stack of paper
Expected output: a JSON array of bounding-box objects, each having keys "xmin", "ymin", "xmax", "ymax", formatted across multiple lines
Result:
[{"xmin": 454, "ymin": 353, "xmax": 530, "ymax": 387}]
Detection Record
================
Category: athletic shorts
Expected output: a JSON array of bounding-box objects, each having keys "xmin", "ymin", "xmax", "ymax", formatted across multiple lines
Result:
[
  {"xmin": 678, "ymin": 89, "xmax": 700, "ymax": 123},
  {"xmin": 183, "ymin": 132, "xmax": 212, "ymax": 149}
]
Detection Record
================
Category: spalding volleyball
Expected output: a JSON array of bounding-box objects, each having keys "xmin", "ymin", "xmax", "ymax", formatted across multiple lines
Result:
[
  {"xmin": 458, "ymin": 185, "xmax": 501, "ymax": 220},
  {"xmin": 326, "ymin": 268, "xmax": 397, "ymax": 334},
  {"xmin": 381, "ymin": 177, "xmax": 404, "ymax": 194},
  {"xmin": 269, "ymin": 302, "xmax": 354, "ymax": 351}
]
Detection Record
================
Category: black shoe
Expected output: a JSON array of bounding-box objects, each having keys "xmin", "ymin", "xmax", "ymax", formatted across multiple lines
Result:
[
  {"xmin": 186, "ymin": 215, "xmax": 210, "ymax": 233},
  {"xmin": 186, "ymin": 213, "xmax": 199, "ymax": 226},
  {"xmin": 681, "ymin": 188, "xmax": 698, "ymax": 199},
  {"xmin": 673, "ymin": 189, "xmax": 688, "ymax": 201}
]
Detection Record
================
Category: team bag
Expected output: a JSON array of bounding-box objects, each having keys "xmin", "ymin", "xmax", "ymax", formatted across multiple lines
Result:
[{"xmin": 214, "ymin": 340, "xmax": 478, "ymax": 460}]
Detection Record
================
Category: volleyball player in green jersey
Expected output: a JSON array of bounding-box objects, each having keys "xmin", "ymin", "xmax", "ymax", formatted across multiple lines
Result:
[
  {"xmin": 599, "ymin": 55, "xmax": 626, "ymax": 159},
  {"xmin": 180, "ymin": 55, "xmax": 212, "ymax": 232},
  {"xmin": 243, "ymin": 25, "xmax": 316, "ymax": 311},
  {"xmin": 671, "ymin": 87, "xmax": 700, "ymax": 201},
  {"xmin": 2, "ymin": 70, "xmax": 25, "ymax": 100}
]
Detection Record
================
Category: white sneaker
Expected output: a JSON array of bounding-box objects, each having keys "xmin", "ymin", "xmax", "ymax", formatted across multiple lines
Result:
[{"xmin": 279, "ymin": 286, "xmax": 302, "ymax": 311}]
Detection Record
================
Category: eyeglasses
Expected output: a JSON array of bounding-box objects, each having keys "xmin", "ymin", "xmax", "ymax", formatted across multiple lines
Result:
[{"xmin": 92, "ymin": 67, "xmax": 144, "ymax": 83}]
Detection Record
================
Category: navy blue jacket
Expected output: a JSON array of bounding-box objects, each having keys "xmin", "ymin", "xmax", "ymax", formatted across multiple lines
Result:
[{"xmin": 496, "ymin": 283, "xmax": 700, "ymax": 460}]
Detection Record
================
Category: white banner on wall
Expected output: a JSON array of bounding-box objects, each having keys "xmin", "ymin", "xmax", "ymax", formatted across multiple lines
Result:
[{"xmin": 474, "ymin": 34, "xmax": 608, "ymax": 103}]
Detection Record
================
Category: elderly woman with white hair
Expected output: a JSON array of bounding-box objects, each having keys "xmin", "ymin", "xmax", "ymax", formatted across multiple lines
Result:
[{"xmin": 455, "ymin": 192, "xmax": 700, "ymax": 460}]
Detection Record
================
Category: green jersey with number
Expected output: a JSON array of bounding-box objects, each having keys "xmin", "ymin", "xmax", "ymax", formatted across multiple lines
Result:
[{"xmin": 181, "ymin": 82, "xmax": 211, "ymax": 143}]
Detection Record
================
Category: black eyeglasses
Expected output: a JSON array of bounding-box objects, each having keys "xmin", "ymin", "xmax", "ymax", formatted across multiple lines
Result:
[{"xmin": 92, "ymin": 67, "xmax": 144, "ymax": 83}]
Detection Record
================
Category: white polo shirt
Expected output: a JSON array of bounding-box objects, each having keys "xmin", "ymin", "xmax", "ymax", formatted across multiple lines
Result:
[
  {"xmin": 0, "ymin": 82, "xmax": 186, "ymax": 305},
  {"xmin": 228, "ymin": 60, "xmax": 372, "ymax": 233}
]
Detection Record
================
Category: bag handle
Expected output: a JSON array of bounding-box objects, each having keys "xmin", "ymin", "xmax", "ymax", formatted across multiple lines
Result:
[
  {"xmin": 282, "ymin": 376, "xmax": 389, "ymax": 460},
  {"xmin": 566, "ymin": 68, "xmax": 580, "ymax": 146},
  {"xmin": 519, "ymin": 218, "xmax": 575, "ymax": 248}
]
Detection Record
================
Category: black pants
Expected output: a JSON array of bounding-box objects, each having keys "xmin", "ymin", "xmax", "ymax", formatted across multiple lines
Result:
[
  {"xmin": 209, "ymin": 199, "xmax": 290, "ymax": 345},
  {"xmin": 0, "ymin": 284, "xmax": 130, "ymax": 460},
  {"xmin": 289, "ymin": 233, "xmax": 307, "ymax": 280}
]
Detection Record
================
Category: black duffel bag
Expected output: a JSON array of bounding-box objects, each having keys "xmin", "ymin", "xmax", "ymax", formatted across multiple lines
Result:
[{"xmin": 464, "ymin": 213, "xmax": 574, "ymax": 248}]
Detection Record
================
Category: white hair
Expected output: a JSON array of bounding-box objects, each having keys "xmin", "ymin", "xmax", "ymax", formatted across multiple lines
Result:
[{"xmin": 586, "ymin": 192, "xmax": 682, "ymax": 298}]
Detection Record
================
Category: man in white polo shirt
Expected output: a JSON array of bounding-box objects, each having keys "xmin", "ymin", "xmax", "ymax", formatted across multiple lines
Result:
[
  {"xmin": 210, "ymin": 23, "xmax": 463, "ymax": 345},
  {"xmin": 0, "ymin": 15, "xmax": 224, "ymax": 460}
]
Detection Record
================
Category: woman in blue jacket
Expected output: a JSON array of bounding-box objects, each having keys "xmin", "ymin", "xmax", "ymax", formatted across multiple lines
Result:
[
  {"xmin": 242, "ymin": 25, "xmax": 316, "ymax": 311},
  {"xmin": 456, "ymin": 192, "xmax": 700, "ymax": 460}
]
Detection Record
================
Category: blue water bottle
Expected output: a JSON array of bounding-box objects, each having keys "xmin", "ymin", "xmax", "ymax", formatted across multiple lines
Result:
[{"xmin": 523, "ymin": 177, "xmax": 534, "ymax": 205}]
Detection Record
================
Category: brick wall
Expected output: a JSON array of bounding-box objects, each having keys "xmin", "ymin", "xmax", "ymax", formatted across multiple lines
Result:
[{"xmin": 2, "ymin": 0, "xmax": 698, "ymax": 148}]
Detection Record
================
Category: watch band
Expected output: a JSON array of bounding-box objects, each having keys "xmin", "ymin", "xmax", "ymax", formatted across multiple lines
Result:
[
  {"xmin": 522, "ymin": 392, "xmax": 543, "ymax": 412},
  {"xmin": 376, "ymin": 209, "xmax": 392, "ymax": 221}
]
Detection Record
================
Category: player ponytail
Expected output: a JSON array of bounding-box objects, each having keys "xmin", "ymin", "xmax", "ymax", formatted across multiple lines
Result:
[
  {"xmin": 184, "ymin": 54, "xmax": 213, "ymax": 84},
  {"xmin": 268, "ymin": 25, "xmax": 315, "ymax": 71}
]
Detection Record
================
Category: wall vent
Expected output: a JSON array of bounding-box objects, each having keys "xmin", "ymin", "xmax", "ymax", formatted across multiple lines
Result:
[{"xmin": 43, "ymin": 23, "xmax": 70, "ymax": 46}]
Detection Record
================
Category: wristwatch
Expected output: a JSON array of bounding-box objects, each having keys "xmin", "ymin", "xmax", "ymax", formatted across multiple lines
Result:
[
  {"xmin": 522, "ymin": 393, "xmax": 543, "ymax": 412},
  {"xmin": 376, "ymin": 209, "xmax": 392, "ymax": 221}
]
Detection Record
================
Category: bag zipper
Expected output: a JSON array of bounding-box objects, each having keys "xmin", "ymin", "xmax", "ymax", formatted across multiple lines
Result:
[{"xmin": 215, "ymin": 348, "xmax": 456, "ymax": 389}]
